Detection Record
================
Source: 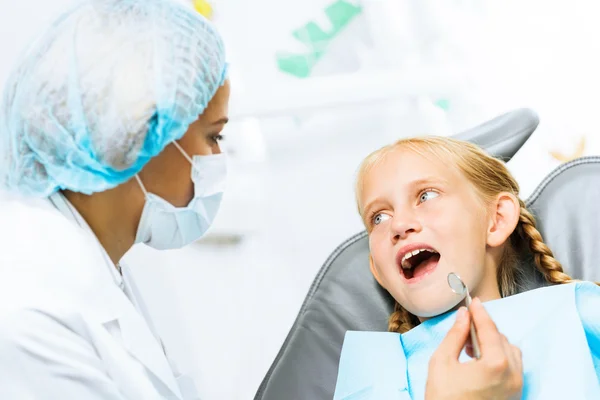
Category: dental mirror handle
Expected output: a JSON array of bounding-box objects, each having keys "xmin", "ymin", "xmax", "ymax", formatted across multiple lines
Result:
[{"xmin": 464, "ymin": 294, "xmax": 482, "ymax": 359}]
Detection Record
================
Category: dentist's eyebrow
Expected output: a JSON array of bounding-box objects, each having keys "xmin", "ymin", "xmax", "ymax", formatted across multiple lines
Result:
[{"xmin": 211, "ymin": 117, "xmax": 229, "ymax": 125}]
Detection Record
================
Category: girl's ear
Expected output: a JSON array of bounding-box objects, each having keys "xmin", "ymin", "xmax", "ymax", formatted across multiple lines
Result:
[{"xmin": 487, "ymin": 192, "xmax": 520, "ymax": 248}]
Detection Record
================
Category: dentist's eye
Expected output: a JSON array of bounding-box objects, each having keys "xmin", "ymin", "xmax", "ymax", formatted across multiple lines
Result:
[
  {"xmin": 373, "ymin": 213, "xmax": 391, "ymax": 225},
  {"xmin": 210, "ymin": 134, "xmax": 225, "ymax": 144},
  {"xmin": 419, "ymin": 190, "xmax": 439, "ymax": 203}
]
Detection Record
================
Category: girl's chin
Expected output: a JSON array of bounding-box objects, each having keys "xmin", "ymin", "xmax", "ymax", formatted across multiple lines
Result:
[{"xmin": 409, "ymin": 300, "xmax": 463, "ymax": 321}]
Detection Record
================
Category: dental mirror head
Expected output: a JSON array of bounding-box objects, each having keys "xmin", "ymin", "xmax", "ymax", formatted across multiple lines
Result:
[
  {"xmin": 448, "ymin": 271, "xmax": 481, "ymax": 359},
  {"xmin": 447, "ymin": 272, "xmax": 467, "ymax": 295}
]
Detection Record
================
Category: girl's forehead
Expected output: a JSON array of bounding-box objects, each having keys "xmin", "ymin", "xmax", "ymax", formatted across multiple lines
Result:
[
  {"xmin": 360, "ymin": 147, "xmax": 479, "ymax": 209},
  {"xmin": 368, "ymin": 147, "xmax": 458, "ymax": 182}
]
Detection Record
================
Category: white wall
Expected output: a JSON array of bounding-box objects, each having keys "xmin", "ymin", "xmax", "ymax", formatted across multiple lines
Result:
[
  {"xmin": 0, "ymin": 1, "xmax": 73, "ymax": 90},
  {"xmin": 2, "ymin": 1, "xmax": 600, "ymax": 399}
]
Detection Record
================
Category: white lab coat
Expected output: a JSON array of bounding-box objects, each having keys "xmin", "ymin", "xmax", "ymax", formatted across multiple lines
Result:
[{"xmin": 0, "ymin": 193, "xmax": 198, "ymax": 399}]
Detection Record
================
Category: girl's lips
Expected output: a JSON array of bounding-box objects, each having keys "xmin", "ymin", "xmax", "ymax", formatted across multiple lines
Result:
[{"xmin": 396, "ymin": 243, "xmax": 439, "ymax": 269}]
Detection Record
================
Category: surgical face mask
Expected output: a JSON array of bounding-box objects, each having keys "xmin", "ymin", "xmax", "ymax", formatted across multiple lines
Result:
[{"xmin": 134, "ymin": 142, "xmax": 226, "ymax": 250}]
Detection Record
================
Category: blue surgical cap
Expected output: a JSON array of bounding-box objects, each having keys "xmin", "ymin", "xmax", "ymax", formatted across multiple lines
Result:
[{"xmin": 0, "ymin": 0, "xmax": 228, "ymax": 197}]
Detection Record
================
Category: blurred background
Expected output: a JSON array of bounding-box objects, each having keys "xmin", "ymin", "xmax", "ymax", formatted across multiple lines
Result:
[{"xmin": 1, "ymin": 0, "xmax": 599, "ymax": 398}]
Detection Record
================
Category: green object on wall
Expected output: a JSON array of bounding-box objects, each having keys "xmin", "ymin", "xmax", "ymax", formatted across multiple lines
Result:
[
  {"xmin": 276, "ymin": 0, "xmax": 363, "ymax": 78},
  {"xmin": 435, "ymin": 99, "xmax": 451, "ymax": 111}
]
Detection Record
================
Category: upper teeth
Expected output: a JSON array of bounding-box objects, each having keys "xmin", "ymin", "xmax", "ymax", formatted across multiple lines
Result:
[{"xmin": 401, "ymin": 248, "xmax": 438, "ymax": 269}]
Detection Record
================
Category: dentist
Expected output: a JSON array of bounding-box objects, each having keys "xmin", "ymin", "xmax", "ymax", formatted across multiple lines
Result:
[{"xmin": 0, "ymin": 0, "xmax": 228, "ymax": 398}]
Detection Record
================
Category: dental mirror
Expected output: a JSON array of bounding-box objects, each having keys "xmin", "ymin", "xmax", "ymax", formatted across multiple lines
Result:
[
  {"xmin": 447, "ymin": 272, "xmax": 466, "ymax": 295},
  {"xmin": 447, "ymin": 272, "xmax": 481, "ymax": 359}
]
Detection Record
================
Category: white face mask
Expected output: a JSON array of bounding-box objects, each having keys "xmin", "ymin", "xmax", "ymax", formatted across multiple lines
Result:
[{"xmin": 134, "ymin": 142, "xmax": 227, "ymax": 250}]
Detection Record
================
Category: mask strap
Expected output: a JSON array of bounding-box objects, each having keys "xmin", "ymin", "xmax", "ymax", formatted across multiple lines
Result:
[
  {"xmin": 172, "ymin": 140, "xmax": 194, "ymax": 164},
  {"xmin": 134, "ymin": 175, "xmax": 149, "ymax": 196}
]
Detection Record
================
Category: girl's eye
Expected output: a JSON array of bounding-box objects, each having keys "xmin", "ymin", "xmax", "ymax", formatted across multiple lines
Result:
[
  {"xmin": 373, "ymin": 213, "xmax": 391, "ymax": 225},
  {"xmin": 419, "ymin": 190, "xmax": 439, "ymax": 203}
]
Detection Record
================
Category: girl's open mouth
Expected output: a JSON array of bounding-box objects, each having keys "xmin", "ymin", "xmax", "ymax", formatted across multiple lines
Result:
[{"xmin": 399, "ymin": 249, "xmax": 441, "ymax": 282}]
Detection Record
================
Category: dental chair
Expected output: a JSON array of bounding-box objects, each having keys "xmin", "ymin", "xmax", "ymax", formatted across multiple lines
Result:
[{"xmin": 254, "ymin": 108, "xmax": 600, "ymax": 400}]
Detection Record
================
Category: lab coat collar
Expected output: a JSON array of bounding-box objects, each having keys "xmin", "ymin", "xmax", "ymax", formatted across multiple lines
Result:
[
  {"xmin": 47, "ymin": 192, "xmax": 124, "ymax": 288},
  {"xmin": 47, "ymin": 192, "xmax": 183, "ymax": 399},
  {"xmin": 103, "ymin": 286, "xmax": 183, "ymax": 399}
]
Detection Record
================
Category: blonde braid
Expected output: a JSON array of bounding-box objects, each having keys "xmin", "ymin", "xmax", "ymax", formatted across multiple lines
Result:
[
  {"xmin": 388, "ymin": 301, "xmax": 420, "ymax": 333},
  {"xmin": 517, "ymin": 202, "xmax": 600, "ymax": 286}
]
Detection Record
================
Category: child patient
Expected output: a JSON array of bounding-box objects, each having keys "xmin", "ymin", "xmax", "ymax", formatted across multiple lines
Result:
[{"xmin": 333, "ymin": 136, "xmax": 600, "ymax": 399}]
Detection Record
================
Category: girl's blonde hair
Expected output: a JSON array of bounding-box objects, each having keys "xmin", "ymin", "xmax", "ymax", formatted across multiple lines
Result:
[{"xmin": 356, "ymin": 136, "xmax": 597, "ymax": 334}]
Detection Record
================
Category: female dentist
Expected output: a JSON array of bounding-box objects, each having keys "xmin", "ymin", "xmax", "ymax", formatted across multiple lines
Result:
[
  {"xmin": 0, "ymin": 0, "xmax": 229, "ymax": 398},
  {"xmin": 0, "ymin": 0, "xmax": 522, "ymax": 399}
]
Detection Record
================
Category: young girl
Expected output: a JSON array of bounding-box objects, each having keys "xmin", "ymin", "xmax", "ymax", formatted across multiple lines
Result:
[{"xmin": 333, "ymin": 136, "xmax": 600, "ymax": 399}]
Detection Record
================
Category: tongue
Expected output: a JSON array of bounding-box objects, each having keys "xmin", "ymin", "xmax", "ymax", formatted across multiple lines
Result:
[{"xmin": 405, "ymin": 254, "xmax": 440, "ymax": 280}]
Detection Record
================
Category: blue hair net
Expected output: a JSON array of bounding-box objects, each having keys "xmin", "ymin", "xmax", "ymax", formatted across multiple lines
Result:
[{"xmin": 0, "ymin": 0, "xmax": 228, "ymax": 196}]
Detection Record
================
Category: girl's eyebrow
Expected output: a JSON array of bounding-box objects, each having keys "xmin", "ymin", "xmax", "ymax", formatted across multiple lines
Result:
[
  {"xmin": 362, "ymin": 198, "xmax": 385, "ymax": 220},
  {"xmin": 362, "ymin": 176, "xmax": 449, "ymax": 220},
  {"xmin": 408, "ymin": 176, "xmax": 448, "ymax": 189}
]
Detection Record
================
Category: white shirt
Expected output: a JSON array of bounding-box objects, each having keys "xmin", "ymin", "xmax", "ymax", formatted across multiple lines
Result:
[{"xmin": 0, "ymin": 192, "xmax": 199, "ymax": 399}]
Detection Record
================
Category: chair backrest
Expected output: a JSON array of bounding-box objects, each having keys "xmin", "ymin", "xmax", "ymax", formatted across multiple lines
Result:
[{"xmin": 254, "ymin": 108, "xmax": 557, "ymax": 400}]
